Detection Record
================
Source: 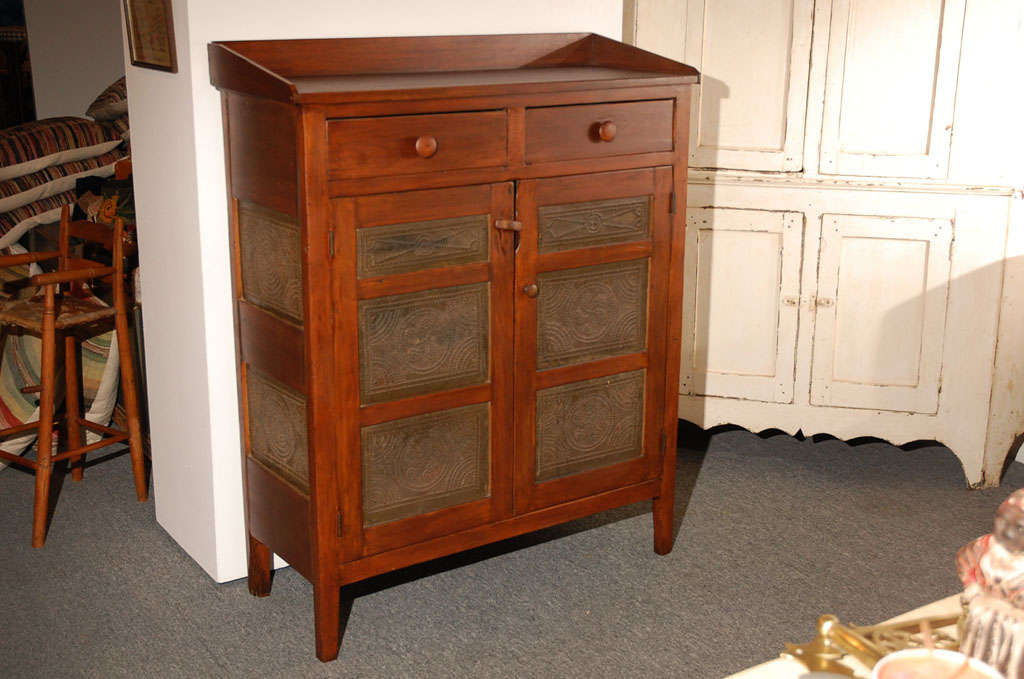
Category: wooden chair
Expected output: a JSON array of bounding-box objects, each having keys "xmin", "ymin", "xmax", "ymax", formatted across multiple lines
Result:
[{"xmin": 0, "ymin": 205, "xmax": 147, "ymax": 547}]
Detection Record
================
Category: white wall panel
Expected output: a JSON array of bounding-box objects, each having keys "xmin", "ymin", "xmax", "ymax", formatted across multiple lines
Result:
[{"xmin": 23, "ymin": 0, "xmax": 124, "ymax": 118}]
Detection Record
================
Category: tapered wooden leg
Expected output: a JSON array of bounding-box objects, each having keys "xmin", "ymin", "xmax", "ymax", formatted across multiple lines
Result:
[
  {"xmin": 114, "ymin": 310, "xmax": 147, "ymax": 502},
  {"xmin": 32, "ymin": 301, "xmax": 57, "ymax": 548},
  {"xmin": 653, "ymin": 446, "xmax": 678, "ymax": 556},
  {"xmin": 247, "ymin": 534, "xmax": 273, "ymax": 597},
  {"xmin": 314, "ymin": 581, "xmax": 342, "ymax": 662},
  {"xmin": 32, "ymin": 454, "xmax": 52, "ymax": 548},
  {"xmin": 64, "ymin": 333, "xmax": 84, "ymax": 482}
]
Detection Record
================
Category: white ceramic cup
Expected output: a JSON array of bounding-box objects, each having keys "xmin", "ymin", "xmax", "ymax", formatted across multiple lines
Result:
[{"xmin": 871, "ymin": 649, "xmax": 1004, "ymax": 679}]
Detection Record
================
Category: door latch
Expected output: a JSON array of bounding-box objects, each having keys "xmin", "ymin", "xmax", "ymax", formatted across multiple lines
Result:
[{"xmin": 494, "ymin": 219, "xmax": 523, "ymax": 232}]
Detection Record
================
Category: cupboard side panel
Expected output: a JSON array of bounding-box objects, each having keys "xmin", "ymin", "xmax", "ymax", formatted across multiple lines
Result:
[
  {"xmin": 224, "ymin": 92, "xmax": 313, "ymax": 575},
  {"xmin": 228, "ymin": 93, "xmax": 299, "ymax": 216}
]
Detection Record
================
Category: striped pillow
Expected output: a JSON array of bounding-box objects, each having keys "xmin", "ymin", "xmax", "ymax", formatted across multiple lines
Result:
[
  {"xmin": 0, "ymin": 148, "xmax": 126, "ymax": 214},
  {"xmin": 104, "ymin": 113, "xmax": 130, "ymax": 141},
  {"xmin": 86, "ymin": 77, "xmax": 128, "ymax": 121},
  {"xmin": 0, "ymin": 117, "xmax": 122, "ymax": 182},
  {"xmin": 0, "ymin": 190, "xmax": 75, "ymax": 250}
]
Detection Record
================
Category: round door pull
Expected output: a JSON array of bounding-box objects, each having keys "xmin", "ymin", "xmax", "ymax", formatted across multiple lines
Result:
[
  {"xmin": 522, "ymin": 283, "xmax": 539, "ymax": 298},
  {"xmin": 415, "ymin": 135, "xmax": 438, "ymax": 158},
  {"xmin": 598, "ymin": 121, "xmax": 617, "ymax": 142}
]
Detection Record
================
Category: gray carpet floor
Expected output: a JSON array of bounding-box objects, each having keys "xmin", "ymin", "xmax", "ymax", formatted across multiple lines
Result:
[{"xmin": 2, "ymin": 427, "xmax": 1023, "ymax": 679}]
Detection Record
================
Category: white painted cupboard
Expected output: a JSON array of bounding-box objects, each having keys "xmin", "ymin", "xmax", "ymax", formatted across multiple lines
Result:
[{"xmin": 626, "ymin": 0, "xmax": 1024, "ymax": 485}]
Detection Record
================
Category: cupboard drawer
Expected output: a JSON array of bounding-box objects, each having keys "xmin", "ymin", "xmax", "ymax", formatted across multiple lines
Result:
[
  {"xmin": 525, "ymin": 100, "xmax": 673, "ymax": 164},
  {"xmin": 327, "ymin": 110, "xmax": 508, "ymax": 178}
]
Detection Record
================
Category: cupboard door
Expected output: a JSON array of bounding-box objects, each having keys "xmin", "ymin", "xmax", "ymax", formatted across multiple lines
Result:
[
  {"xmin": 818, "ymin": 0, "xmax": 966, "ymax": 178},
  {"xmin": 810, "ymin": 214, "xmax": 952, "ymax": 413},
  {"xmin": 514, "ymin": 168, "xmax": 673, "ymax": 513},
  {"xmin": 680, "ymin": 207, "xmax": 802, "ymax": 403},
  {"xmin": 333, "ymin": 183, "xmax": 516, "ymax": 557},
  {"xmin": 685, "ymin": 0, "xmax": 814, "ymax": 171}
]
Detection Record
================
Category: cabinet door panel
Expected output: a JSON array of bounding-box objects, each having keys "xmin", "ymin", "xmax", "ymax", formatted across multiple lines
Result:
[
  {"xmin": 361, "ymin": 402, "xmax": 490, "ymax": 527},
  {"xmin": 535, "ymin": 370, "xmax": 646, "ymax": 482},
  {"xmin": 819, "ymin": 0, "xmax": 966, "ymax": 178},
  {"xmin": 515, "ymin": 168, "xmax": 672, "ymax": 513},
  {"xmin": 333, "ymin": 183, "xmax": 515, "ymax": 557},
  {"xmin": 355, "ymin": 214, "xmax": 489, "ymax": 278},
  {"xmin": 357, "ymin": 282, "xmax": 490, "ymax": 404},
  {"xmin": 538, "ymin": 196, "xmax": 651, "ymax": 253},
  {"xmin": 811, "ymin": 214, "xmax": 951, "ymax": 413},
  {"xmin": 536, "ymin": 259, "xmax": 648, "ymax": 370},
  {"xmin": 685, "ymin": 0, "xmax": 814, "ymax": 171},
  {"xmin": 681, "ymin": 207, "xmax": 802, "ymax": 403}
]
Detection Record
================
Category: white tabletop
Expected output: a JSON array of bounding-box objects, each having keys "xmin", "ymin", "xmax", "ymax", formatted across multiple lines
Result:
[{"xmin": 725, "ymin": 594, "xmax": 963, "ymax": 679}]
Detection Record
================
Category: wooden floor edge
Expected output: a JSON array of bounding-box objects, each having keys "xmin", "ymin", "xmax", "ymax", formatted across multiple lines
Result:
[{"xmin": 337, "ymin": 479, "xmax": 660, "ymax": 585}]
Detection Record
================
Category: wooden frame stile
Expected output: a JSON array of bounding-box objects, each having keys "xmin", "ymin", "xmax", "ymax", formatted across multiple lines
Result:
[
  {"xmin": 656, "ymin": 85, "xmax": 691, "ymax": 554},
  {"xmin": 331, "ymin": 194, "xmax": 363, "ymax": 575},
  {"xmin": 489, "ymin": 181, "xmax": 517, "ymax": 521},
  {"xmin": 512, "ymin": 177, "xmax": 538, "ymax": 515},
  {"xmin": 647, "ymin": 165, "xmax": 673, "ymax": 478},
  {"xmin": 296, "ymin": 105, "xmax": 347, "ymax": 661}
]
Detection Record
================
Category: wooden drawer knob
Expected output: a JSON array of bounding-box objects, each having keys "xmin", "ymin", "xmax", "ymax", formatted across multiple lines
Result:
[
  {"xmin": 415, "ymin": 135, "xmax": 438, "ymax": 158},
  {"xmin": 598, "ymin": 121, "xmax": 617, "ymax": 142},
  {"xmin": 522, "ymin": 283, "xmax": 539, "ymax": 298}
]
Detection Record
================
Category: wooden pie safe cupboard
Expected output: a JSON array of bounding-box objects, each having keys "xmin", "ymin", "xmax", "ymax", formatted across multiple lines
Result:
[{"xmin": 209, "ymin": 34, "xmax": 698, "ymax": 661}]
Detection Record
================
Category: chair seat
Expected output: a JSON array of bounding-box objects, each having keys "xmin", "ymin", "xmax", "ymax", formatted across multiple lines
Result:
[{"xmin": 0, "ymin": 295, "xmax": 116, "ymax": 330}]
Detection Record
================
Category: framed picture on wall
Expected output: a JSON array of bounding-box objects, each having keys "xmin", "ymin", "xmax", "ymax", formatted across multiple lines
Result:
[{"xmin": 122, "ymin": 0, "xmax": 177, "ymax": 72}]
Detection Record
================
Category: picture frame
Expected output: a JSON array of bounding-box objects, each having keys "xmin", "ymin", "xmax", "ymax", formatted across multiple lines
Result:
[{"xmin": 122, "ymin": 0, "xmax": 177, "ymax": 73}]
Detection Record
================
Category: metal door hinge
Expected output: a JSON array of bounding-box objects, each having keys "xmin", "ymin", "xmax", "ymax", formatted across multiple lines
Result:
[
  {"xmin": 338, "ymin": 513, "xmax": 343, "ymax": 536},
  {"xmin": 660, "ymin": 431, "xmax": 667, "ymax": 453},
  {"xmin": 669, "ymin": 192, "xmax": 677, "ymax": 214},
  {"xmin": 328, "ymin": 230, "xmax": 335, "ymax": 257}
]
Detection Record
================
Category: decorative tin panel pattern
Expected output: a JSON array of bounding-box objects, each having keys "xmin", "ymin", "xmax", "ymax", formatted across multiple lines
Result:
[
  {"xmin": 537, "ymin": 259, "xmax": 648, "ymax": 369},
  {"xmin": 358, "ymin": 283, "xmax": 489, "ymax": 404},
  {"xmin": 237, "ymin": 201, "xmax": 303, "ymax": 325},
  {"xmin": 246, "ymin": 367, "xmax": 309, "ymax": 493},
  {"xmin": 362, "ymin": 402, "xmax": 490, "ymax": 526},
  {"xmin": 356, "ymin": 214, "xmax": 490, "ymax": 278},
  {"xmin": 538, "ymin": 196, "xmax": 651, "ymax": 253},
  {"xmin": 535, "ymin": 370, "xmax": 646, "ymax": 482}
]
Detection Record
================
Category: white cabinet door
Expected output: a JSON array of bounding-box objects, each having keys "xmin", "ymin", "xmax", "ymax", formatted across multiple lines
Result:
[
  {"xmin": 811, "ymin": 214, "xmax": 952, "ymax": 413},
  {"xmin": 685, "ymin": 0, "xmax": 814, "ymax": 171},
  {"xmin": 681, "ymin": 207, "xmax": 802, "ymax": 402},
  {"xmin": 818, "ymin": 0, "xmax": 966, "ymax": 178}
]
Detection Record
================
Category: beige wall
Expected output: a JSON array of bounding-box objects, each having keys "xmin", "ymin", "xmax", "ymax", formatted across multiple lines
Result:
[{"xmin": 24, "ymin": 0, "xmax": 124, "ymax": 119}]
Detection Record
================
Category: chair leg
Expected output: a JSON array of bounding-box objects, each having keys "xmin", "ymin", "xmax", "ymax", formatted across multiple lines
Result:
[
  {"xmin": 65, "ymin": 333, "xmax": 84, "ymax": 482},
  {"xmin": 114, "ymin": 309, "xmax": 147, "ymax": 502},
  {"xmin": 32, "ymin": 309, "xmax": 57, "ymax": 548}
]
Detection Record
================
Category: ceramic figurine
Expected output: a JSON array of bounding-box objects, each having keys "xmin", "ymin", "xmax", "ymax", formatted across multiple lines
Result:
[{"xmin": 958, "ymin": 489, "xmax": 1024, "ymax": 678}]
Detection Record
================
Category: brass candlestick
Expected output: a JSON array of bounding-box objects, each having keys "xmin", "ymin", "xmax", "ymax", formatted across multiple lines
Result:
[{"xmin": 784, "ymin": 613, "xmax": 962, "ymax": 676}]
